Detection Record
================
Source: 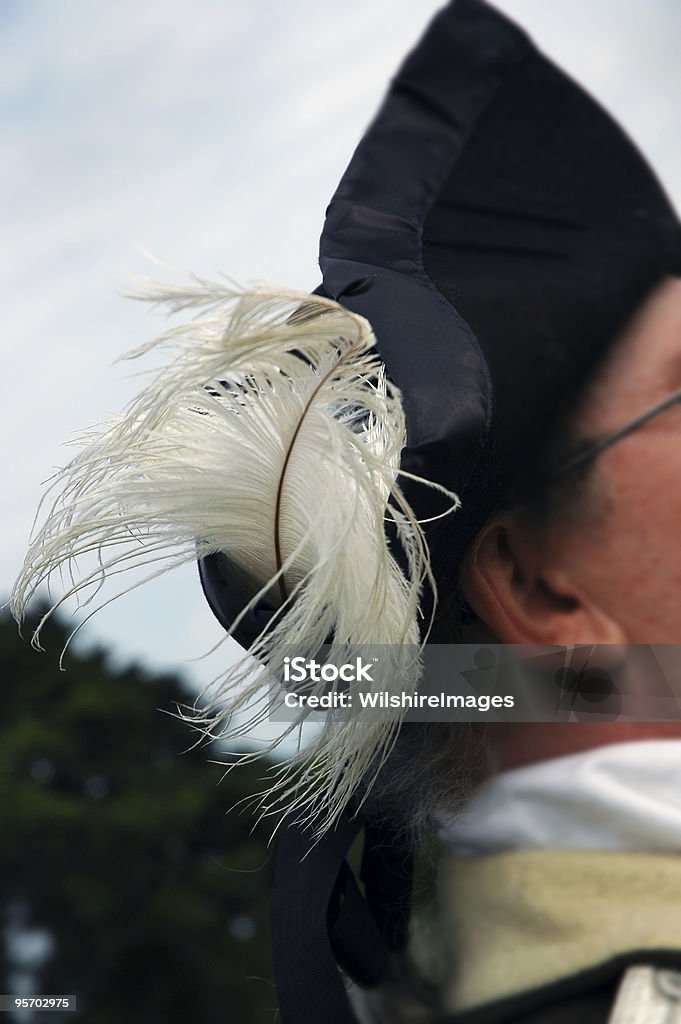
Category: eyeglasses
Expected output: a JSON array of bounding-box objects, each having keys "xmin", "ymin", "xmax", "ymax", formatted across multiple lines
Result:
[{"xmin": 551, "ymin": 387, "xmax": 681, "ymax": 480}]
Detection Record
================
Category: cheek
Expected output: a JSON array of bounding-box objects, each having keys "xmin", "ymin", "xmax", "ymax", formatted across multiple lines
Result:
[{"xmin": 588, "ymin": 442, "xmax": 681, "ymax": 641}]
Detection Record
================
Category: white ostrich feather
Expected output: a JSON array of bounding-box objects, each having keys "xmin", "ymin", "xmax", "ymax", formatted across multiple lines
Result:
[{"xmin": 11, "ymin": 279, "xmax": 459, "ymax": 835}]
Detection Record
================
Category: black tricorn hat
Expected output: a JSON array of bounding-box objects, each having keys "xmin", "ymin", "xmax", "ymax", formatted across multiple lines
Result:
[
  {"xmin": 201, "ymin": 0, "xmax": 681, "ymax": 639},
  {"xmin": 318, "ymin": 0, "xmax": 681, "ymax": 610}
]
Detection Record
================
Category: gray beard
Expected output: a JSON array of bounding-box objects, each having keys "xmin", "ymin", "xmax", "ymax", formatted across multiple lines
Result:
[{"xmin": 359, "ymin": 722, "xmax": 489, "ymax": 841}]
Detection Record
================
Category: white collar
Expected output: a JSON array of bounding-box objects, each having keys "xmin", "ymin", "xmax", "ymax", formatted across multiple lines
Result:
[{"xmin": 439, "ymin": 739, "xmax": 681, "ymax": 855}]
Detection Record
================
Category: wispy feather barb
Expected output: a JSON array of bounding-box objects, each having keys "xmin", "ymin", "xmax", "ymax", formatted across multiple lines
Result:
[{"xmin": 11, "ymin": 278, "xmax": 459, "ymax": 834}]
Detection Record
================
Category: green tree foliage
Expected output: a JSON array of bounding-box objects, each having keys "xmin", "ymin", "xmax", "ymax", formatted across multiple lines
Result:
[{"xmin": 0, "ymin": 607, "xmax": 277, "ymax": 1023}]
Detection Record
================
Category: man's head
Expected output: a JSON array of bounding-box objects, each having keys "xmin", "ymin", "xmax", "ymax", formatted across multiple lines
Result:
[{"xmin": 461, "ymin": 275, "xmax": 681, "ymax": 646}]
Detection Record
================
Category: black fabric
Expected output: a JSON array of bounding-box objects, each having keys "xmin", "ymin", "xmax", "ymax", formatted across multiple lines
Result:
[
  {"xmin": 270, "ymin": 812, "xmax": 362, "ymax": 1024},
  {"xmin": 319, "ymin": 0, "xmax": 531, "ymax": 524},
  {"xmin": 328, "ymin": 861, "xmax": 389, "ymax": 987},
  {"xmin": 271, "ymin": 811, "xmax": 413, "ymax": 1024},
  {"xmin": 197, "ymin": 554, "xmax": 277, "ymax": 641},
  {"xmin": 360, "ymin": 823, "xmax": 413, "ymax": 954},
  {"xmin": 422, "ymin": 37, "xmax": 681, "ymax": 521}
]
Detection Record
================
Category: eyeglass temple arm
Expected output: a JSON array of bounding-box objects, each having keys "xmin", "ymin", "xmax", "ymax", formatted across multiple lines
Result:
[{"xmin": 549, "ymin": 387, "xmax": 681, "ymax": 480}]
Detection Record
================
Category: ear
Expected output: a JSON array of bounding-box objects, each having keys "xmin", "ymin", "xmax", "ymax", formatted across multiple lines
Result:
[{"xmin": 460, "ymin": 516, "xmax": 627, "ymax": 646}]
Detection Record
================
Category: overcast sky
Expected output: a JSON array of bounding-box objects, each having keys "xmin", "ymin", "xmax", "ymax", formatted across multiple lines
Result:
[{"xmin": 3, "ymin": 0, "xmax": 681, "ymax": 732}]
